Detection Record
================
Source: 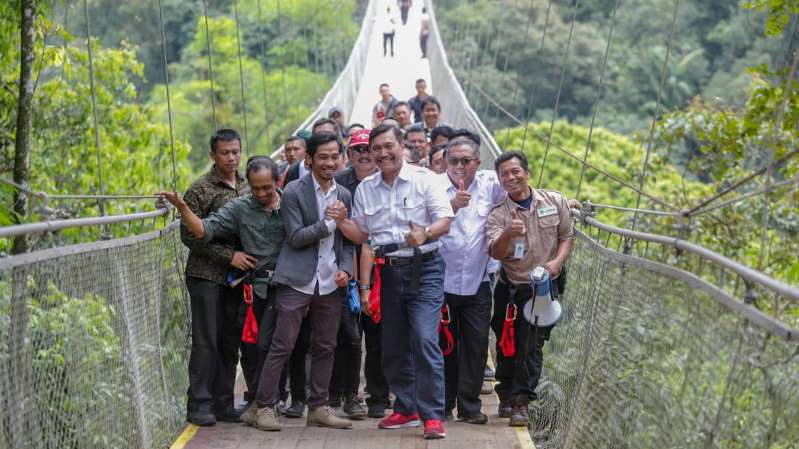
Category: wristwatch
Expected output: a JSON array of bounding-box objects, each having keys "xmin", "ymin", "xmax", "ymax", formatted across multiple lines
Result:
[
  {"xmin": 358, "ymin": 283, "xmax": 372, "ymax": 291},
  {"xmin": 424, "ymin": 226, "xmax": 433, "ymax": 241}
]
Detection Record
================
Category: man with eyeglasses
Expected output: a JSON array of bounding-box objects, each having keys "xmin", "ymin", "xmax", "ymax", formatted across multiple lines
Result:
[{"xmin": 435, "ymin": 134, "xmax": 506, "ymax": 424}]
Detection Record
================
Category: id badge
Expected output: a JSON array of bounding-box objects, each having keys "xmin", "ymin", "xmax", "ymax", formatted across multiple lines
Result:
[{"xmin": 513, "ymin": 238, "xmax": 525, "ymax": 259}]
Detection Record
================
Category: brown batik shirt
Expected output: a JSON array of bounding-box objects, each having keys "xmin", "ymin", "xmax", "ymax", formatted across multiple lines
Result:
[{"xmin": 181, "ymin": 166, "xmax": 250, "ymax": 285}]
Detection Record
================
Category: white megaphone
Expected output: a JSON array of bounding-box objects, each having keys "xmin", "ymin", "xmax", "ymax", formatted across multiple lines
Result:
[{"xmin": 522, "ymin": 266, "xmax": 562, "ymax": 327}]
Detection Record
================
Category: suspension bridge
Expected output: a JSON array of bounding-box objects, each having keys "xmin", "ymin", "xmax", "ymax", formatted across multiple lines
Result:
[{"xmin": 1, "ymin": 0, "xmax": 798, "ymax": 448}]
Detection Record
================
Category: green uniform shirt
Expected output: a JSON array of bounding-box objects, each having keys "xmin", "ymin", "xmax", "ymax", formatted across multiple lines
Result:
[
  {"xmin": 181, "ymin": 168, "xmax": 250, "ymax": 285},
  {"xmin": 202, "ymin": 194, "xmax": 285, "ymax": 298}
]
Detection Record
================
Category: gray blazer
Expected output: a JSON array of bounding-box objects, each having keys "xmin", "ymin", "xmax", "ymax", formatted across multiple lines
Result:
[{"xmin": 273, "ymin": 173, "xmax": 354, "ymax": 288}]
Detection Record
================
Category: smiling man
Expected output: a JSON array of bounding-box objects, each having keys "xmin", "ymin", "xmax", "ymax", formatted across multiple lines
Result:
[
  {"xmin": 253, "ymin": 132, "xmax": 355, "ymax": 432},
  {"xmin": 485, "ymin": 151, "xmax": 574, "ymax": 427},
  {"xmin": 436, "ymin": 135, "xmax": 506, "ymax": 424},
  {"xmin": 337, "ymin": 124, "xmax": 454, "ymax": 440}
]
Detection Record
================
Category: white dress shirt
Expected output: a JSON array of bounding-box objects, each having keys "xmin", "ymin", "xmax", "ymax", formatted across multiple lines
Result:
[
  {"xmin": 352, "ymin": 162, "xmax": 454, "ymax": 247},
  {"xmin": 437, "ymin": 170, "xmax": 507, "ymax": 296},
  {"xmin": 294, "ymin": 175, "xmax": 339, "ymax": 296}
]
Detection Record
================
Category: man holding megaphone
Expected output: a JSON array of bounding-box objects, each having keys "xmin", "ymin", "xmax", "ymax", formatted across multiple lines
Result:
[{"xmin": 485, "ymin": 151, "xmax": 574, "ymax": 427}]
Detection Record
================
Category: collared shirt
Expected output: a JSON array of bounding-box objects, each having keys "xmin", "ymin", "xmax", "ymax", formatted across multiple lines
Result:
[
  {"xmin": 486, "ymin": 188, "xmax": 575, "ymax": 285},
  {"xmin": 294, "ymin": 175, "xmax": 340, "ymax": 295},
  {"xmin": 201, "ymin": 194, "xmax": 284, "ymax": 298},
  {"xmin": 352, "ymin": 162, "xmax": 454, "ymax": 247},
  {"xmin": 181, "ymin": 167, "xmax": 250, "ymax": 285},
  {"xmin": 437, "ymin": 170, "xmax": 507, "ymax": 296}
]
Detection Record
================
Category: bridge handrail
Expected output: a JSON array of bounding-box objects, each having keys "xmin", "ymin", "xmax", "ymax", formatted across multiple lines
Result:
[
  {"xmin": 578, "ymin": 211, "xmax": 799, "ymax": 303},
  {"xmin": 0, "ymin": 209, "xmax": 168, "ymax": 239}
]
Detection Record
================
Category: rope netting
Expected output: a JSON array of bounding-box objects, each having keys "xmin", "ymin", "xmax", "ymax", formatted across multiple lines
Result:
[
  {"xmin": 0, "ymin": 223, "xmax": 188, "ymax": 449},
  {"xmin": 530, "ymin": 230, "xmax": 798, "ymax": 449}
]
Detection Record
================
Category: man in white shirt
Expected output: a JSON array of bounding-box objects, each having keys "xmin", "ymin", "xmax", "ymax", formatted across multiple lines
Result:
[
  {"xmin": 338, "ymin": 124, "xmax": 453, "ymax": 440},
  {"xmin": 436, "ymin": 135, "xmax": 506, "ymax": 424},
  {"xmin": 254, "ymin": 132, "xmax": 354, "ymax": 431}
]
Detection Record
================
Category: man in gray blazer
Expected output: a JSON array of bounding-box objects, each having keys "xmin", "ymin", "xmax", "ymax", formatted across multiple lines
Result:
[{"xmin": 254, "ymin": 132, "xmax": 354, "ymax": 431}]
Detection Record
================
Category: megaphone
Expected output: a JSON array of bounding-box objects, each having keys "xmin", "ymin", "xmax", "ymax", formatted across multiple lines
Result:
[{"xmin": 522, "ymin": 266, "xmax": 562, "ymax": 327}]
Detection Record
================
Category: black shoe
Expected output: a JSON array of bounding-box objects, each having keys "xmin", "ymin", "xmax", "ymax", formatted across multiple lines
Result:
[
  {"xmin": 329, "ymin": 393, "xmax": 342, "ymax": 408},
  {"xmin": 284, "ymin": 400, "xmax": 306, "ymax": 419},
  {"xmin": 460, "ymin": 412, "xmax": 488, "ymax": 425},
  {"xmin": 498, "ymin": 398, "xmax": 512, "ymax": 419},
  {"xmin": 367, "ymin": 403, "xmax": 386, "ymax": 419},
  {"xmin": 509, "ymin": 404, "xmax": 529, "ymax": 427},
  {"xmin": 444, "ymin": 410, "xmax": 454, "ymax": 421},
  {"xmin": 235, "ymin": 399, "xmax": 252, "ymax": 415},
  {"xmin": 484, "ymin": 367, "xmax": 495, "ymax": 380},
  {"xmin": 214, "ymin": 406, "xmax": 243, "ymax": 423},
  {"xmin": 343, "ymin": 394, "xmax": 367, "ymax": 419},
  {"xmin": 187, "ymin": 411, "xmax": 216, "ymax": 426}
]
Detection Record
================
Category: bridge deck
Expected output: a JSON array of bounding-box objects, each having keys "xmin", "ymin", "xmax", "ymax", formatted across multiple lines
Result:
[{"xmin": 177, "ymin": 387, "xmax": 531, "ymax": 449}]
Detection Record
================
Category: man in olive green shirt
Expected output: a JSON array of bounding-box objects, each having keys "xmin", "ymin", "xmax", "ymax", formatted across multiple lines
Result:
[{"xmin": 163, "ymin": 155, "xmax": 286, "ymax": 426}]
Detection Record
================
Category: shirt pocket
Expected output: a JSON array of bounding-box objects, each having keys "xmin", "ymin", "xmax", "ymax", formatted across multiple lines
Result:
[
  {"xmin": 401, "ymin": 197, "xmax": 427, "ymax": 225},
  {"xmin": 537, "ymin": 214, "xmax": 560, "ymax": 241},
  {"xmin": 240, "ymin": 217, "xmax": 266, "ymax": 251}
]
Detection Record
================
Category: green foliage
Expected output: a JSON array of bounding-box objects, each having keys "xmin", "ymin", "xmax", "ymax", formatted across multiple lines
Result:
[{"xmin": 744, "ymin": 0, "xmax": 799, "ymax": 35}]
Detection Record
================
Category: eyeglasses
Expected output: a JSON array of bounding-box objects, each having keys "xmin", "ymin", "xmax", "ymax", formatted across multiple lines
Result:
[
  {"xmin": 446, "ymin": 156, "xmax": 477, "ymax": 166},
  {"xmin": 350, "ymin": 145, "xmax": 371, "ymax": 153}
]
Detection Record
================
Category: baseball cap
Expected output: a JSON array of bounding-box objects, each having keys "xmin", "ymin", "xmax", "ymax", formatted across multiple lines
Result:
[{"xmin": 348, "ymin": 128, "xmax": 371, "ymax": 148}]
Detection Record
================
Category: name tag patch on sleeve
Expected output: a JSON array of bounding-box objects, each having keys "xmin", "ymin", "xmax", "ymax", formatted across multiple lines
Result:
[{"xmin": 537, "ymin": 206, "xmax": 557, "ymax": 217}]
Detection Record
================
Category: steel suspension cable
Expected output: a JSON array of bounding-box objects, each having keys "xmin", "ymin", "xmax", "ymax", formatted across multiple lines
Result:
[
  {"xmin": 693, "ymin": 174, "xmax": 799, "ymax": 216},
  {"xmin": 575, "ymin": 0, "xmax": 619, "ymax": 200},
  {"xmin": 519, "ymin": 0, "xmax": 554, "ymax": 152},
  {"xmin": 631, "ymin": 0, "xmax": 681, "ymax": 233},
  {"xmin": 156, "ymin": 0, "xmax": 179, "ymax": 192},
  {"xmin": 504, "ymin": 0, "xmax": 535, "ymax": 144},
  {"xmin": 81, "ymin": 0, "xmax": 107, "ymax": 215},
  {"xmin": 537, "ymin": 0, "xmax": 580, "ymax": 188},
  {"xmin": 232, "ymin": 0, "xmax": 250, "ymax": 156},
  {"xmin": 256, "ymin": 0, "xmax": 272, "ymax": 145},
  {"xmin": 201, "ymin": 0, "xmax": 218, "ymax": 130},
  {"xmin": 277, "ymin": 0, "xmax": 289, "ymax": 137}
]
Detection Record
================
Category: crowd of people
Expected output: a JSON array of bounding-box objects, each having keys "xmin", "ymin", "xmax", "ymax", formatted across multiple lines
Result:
[{"xmin": 160, "ymin": 77, "xmax": 575, "ymax": 441}]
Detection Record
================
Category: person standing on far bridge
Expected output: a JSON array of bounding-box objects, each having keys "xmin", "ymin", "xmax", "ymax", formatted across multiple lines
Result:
[
  {"xmin": 398, "ymin": 0, "xmax": 412, "ymax": 25},
  {"xmin": 179, "ymin": 129, "xmax": 250, "ymax": 427},
  {"xmin": 436, "ymin": 134, "xmax": 507, "ymax": 424},
  {"xmin": 254, "ymin": 132, "xmax": 355, "ymax": 432},
  {"xmin": 337, "ymin": 124, "xmax": 454, "ymax": 440},
  {"xmin": 486, "ymin": 151, "xmax": 574, "ymax": 427},
  {"xmin": 159, "ymin": 156, "xmax": 285, "ymax": 428},
  {"xmin": 380, "ymin": 5, "xmax": 397, "ymax": 57},
  {"xmin": 408, "ymin": 78, "xmax": 429, "ymax": 123}
]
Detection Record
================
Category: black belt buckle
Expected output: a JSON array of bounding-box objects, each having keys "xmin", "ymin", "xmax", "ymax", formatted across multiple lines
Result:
[{"xmin": 374, "ymin": 243, "xmax": 400, "ymax": 259}]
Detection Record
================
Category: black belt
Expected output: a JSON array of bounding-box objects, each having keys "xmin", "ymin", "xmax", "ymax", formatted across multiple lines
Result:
[
  {"xmin": 253, "ymin": 268, "xmax": 275, "ymax": 279},
  {"xmin": 384, "ymin": 249, "xmax": 438, "ymax": 267}
]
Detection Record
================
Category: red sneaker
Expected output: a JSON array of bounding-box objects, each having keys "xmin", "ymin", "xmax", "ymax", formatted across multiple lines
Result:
[
  {"xmin": 378, "ymin": 412, "xmax": 421, "ymax": 429},
  {"xmin": 423, "ymin": 419, "xmax": 446, "ymax": 439}
]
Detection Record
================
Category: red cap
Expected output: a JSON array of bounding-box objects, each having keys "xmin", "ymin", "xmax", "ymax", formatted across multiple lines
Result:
[{"xmin": 348, "ymin": 129, "xmax": 371, "ymax": 148}]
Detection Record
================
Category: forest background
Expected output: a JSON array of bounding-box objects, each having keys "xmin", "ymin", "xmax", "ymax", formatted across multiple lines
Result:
[{"xmin": 0, "ymin": 0, "xmax": 797, "ymax": 295}]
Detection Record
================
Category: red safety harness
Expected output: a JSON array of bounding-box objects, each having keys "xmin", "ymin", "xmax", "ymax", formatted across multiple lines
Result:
[
  {"xmin": 368, "ymin": 256, "xmax": 385, "ymax": 324},
  {"xmin": 498, "ymin": 303, "xmax": 518, "ymax": 357},
  {"xmin": 241, "ymin": 283, "xmax": 259, "ymax": 344},
  {"xmin": 438, "ymin": 304, "xmax": 454, "ymax": 355}
]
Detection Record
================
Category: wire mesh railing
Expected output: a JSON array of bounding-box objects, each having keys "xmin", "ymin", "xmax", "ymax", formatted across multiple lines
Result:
[{"xmin": 0, "ymin": 222, "xmax": 188, "ymax": 449}]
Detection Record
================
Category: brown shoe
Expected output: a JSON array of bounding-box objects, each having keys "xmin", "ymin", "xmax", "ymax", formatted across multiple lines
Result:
[
  {"xmin": 241, "ymin": 403, "xmax": 258, "ymax": 426},
  {"xmin": 307, "ymin": 406, "xmax": 353, "ymax": 429},
  {"xmin": 255, "ymin": 406, "xmax": 281, "ymax": 431},
  {"xmin": 508, "ymin": 403, "xmax": 529, "ymax": 427}
]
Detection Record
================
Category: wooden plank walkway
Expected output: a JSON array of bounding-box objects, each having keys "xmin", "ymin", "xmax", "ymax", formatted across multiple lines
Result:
[{"xmin": 176, "ymin": 385, "xmax": 533, "ymax": 449}]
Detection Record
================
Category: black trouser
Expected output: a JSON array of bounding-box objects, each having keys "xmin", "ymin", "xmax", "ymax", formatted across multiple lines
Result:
[
  {"xmin": 286, "ymin": 313, "xmax": 311, "ymax": 403},
  {"xmin": 240, "ymin": 287, "xmax": 278, "ymax": 403},
  {"xmin": 361, "ymin": 314, "xmax": 390, "ymax": 407},
  {"xmin": 330, "ymin": 297, "xmax": 363, "ymax": 398},
  {"xmin": 420, "ymin": 34, "xmax": 428, "ymax": 58},
  {"xmin": 383, "ymin": 32, "xmax": 395, "ymax": 56},
  {"xmin": 186, "ymin": 276, "xmax": 242, "ymax": 413},
  {"xmin": 490, "ymin": 274, "xmax": 556, "ymax": 404},
  {"xmin": 443, "ymin": 282, "xmax": 492, "ymax": 417},
  {"xmin": 400, "ymin": 6, "xmax": 409, "ymax": 24}
]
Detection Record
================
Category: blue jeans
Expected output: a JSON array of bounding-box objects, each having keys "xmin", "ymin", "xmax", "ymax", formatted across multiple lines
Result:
[{"xmin": 380, "ymin": 253, "xmax": 446, "ymax": 420}]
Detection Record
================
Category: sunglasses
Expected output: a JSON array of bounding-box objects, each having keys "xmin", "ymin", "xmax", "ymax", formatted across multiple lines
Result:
[
  {"xmin": 446, "ymin": 156, "xmax": 477, "ymax": 166},
  {"xmin": 350, "ymin": 145, "xmax": 371, "ymax": 154}
]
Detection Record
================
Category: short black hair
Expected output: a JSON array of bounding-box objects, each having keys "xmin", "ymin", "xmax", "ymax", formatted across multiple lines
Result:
[
  {"xmin": 421, "ymin": 96, "xmax": 441, "ymax": 112},
  {"xmin": 494, "ymin": 151, "xmax": 529, "ymax": 172},
  {"xmin": 347, "ymin": 123, "xmax": 365, "ymax": 133},
  {"xmin": 210, "ymin": 129, "xmax": 241, "ymax": 152},
  {"xmin": 379, "ymin": 83, "xmax": 390, "ymax": 89},
  {"xmin": 393, "ymin": 100, "xmax": 411, "ymax": 111},
  {"xmin": 446, "ymin": 135, "xmax": 480, "ymax": 159},
  {"xmin": 312, "ymin": 117, "xmax": 338, "ymax": 133},
  {"xmin": 370, "ymin": 123, "xmax": 404, "ymax": 149},
  {"xmin": 429, "ymin": 143, "xmax": 446, "ymax": 165},
  {"xmin": 307, "ymin": 131, "xmax": 344, "ymax": 157},
  {"xmin": 415, "ymin": 78, "xmax": 426, "ymax": 84},
  {"xmin": 450, "ymin": 128, "xmax": 481, "ymax": 146},
  {"xmin": 406, "ymin": 124, "xmax": 426, "ymax": 137},
  {"xmin": 245, "ymin": 155, "xmax": 279, "ymax": 181},
  {"xmin": 430, "ymin": 125, "xmax": 454, "ymax": 143},
  {"xmin": 285, "ymin": 135, "xmax": 306, "ymax": 148}
]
